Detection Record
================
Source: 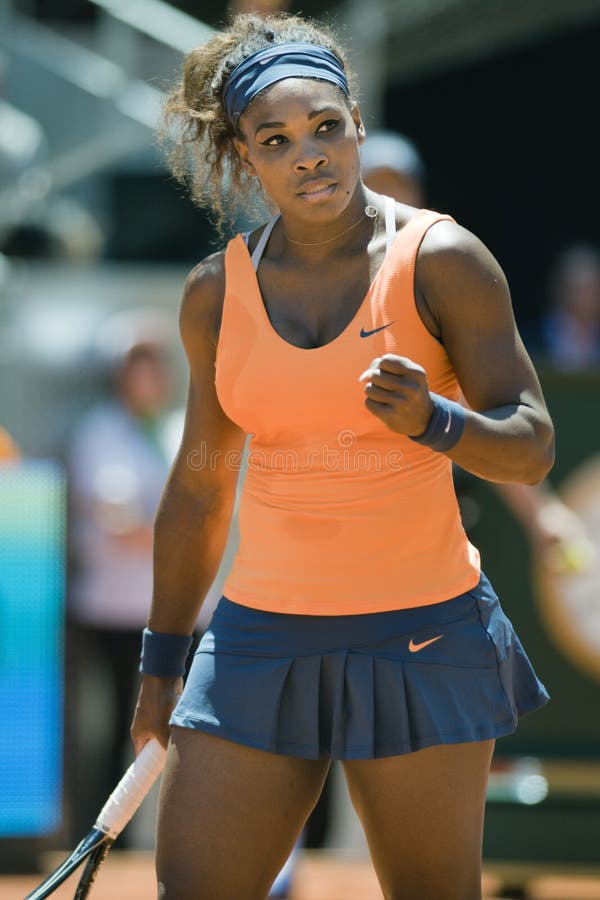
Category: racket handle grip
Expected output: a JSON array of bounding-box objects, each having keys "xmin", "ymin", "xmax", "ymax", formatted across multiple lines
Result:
[{"xmin": 94, "ymin": 739, "xmax": 167, "ymax": 839}]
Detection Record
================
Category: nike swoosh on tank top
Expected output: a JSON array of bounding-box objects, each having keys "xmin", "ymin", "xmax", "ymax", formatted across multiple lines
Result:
[{"xmin": 214, "ymin": 199, "xmax": 481, "ymax": 614}]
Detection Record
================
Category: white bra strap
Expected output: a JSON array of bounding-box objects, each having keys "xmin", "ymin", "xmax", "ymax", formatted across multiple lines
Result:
[
  {"xmin": 250, "ymin": 214, "xmax": 280, "ymax": 271},
  {"xmin": 385, "ymin": 195, "xmax": 396, "ymax": 252}
]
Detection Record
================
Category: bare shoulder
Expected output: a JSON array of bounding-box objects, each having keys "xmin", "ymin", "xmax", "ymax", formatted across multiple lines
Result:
[
  {"xmin": 417, "ymin": 219, "xmax": 508, "ymax": 292},
  {"xmin": 414, "ymin": 218, "xmax": 513, "ymax": 336},
  {"xmin": 179, "ymin": 249, "xmax": 227, "ymax": 351},
  {"xmin": 393, "ymin": 200, "xmax": 425, "ymax": 231}
]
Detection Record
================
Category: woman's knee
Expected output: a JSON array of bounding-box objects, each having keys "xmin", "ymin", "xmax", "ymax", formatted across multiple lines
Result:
[
  {"xmin": 157, "ymin": 862, "xmax": 274, "ymax": 900},
  {"xmin": 157, "ymin": 874, "xmax": 228, "ymax": 900},
  {"xmin": 157, "ymin": 873, "xmax": 197, "ymax": 900}
]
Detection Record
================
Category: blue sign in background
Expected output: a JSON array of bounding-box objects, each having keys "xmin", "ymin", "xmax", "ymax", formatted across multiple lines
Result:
[{"xmin": 0, "ymin": 463, "xmax": 65, "ymax": 837}]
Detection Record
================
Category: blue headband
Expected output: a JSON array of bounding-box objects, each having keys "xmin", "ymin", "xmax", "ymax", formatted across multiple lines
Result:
[{"xmin": 222, "ymin": 41, "xmax": 350, "ymax": 128}]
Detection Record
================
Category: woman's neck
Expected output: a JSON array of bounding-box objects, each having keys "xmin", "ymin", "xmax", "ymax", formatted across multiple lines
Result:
[{"xmin": 277, "ymin": 186, "xmax": 381, "ymax": 262}]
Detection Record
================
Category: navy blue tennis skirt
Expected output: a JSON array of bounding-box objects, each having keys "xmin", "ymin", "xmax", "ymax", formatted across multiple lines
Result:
[{"xmin": 171, "ymin": 571, "xmax": 549, "ymax": 759}]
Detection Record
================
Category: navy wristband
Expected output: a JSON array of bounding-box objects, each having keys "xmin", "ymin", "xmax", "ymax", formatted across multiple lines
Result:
[
  {"xmin": 409, "ymin": 393, "xmax": 465, "ymax": 452},
  {"xmin": 140, "ymin": 628, "xmax": 193, "ymax": 678}
]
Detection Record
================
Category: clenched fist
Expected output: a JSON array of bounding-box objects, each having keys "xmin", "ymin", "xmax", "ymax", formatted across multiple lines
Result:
[{"xmin": 359, "ymin": 354, "xmax": 434, "ymax": 437}]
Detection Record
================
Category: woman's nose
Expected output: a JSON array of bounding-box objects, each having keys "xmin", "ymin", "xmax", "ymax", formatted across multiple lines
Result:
[{"xmin": 293, "ymin": 143, "xmax": 328, "ymax": 173}]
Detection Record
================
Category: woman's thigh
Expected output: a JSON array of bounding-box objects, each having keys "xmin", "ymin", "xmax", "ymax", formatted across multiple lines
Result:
[
  {"xmin": 342, "ymin": 739, "xmax": 495, "ymax": 900},
  {"xmin": 157, "ymin": 726, "xmax": 330, "ymax": 900}
]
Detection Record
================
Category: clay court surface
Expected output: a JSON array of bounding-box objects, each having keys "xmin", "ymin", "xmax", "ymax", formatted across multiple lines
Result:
[{"xmin": 5, "ymin": 852, "xmax": 600, "ymax": 900}]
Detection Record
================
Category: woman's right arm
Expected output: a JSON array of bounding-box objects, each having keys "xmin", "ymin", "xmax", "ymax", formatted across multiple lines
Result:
[{"xmin": 131, "ymin": 253, "xmax": 247, "ymax": 751}]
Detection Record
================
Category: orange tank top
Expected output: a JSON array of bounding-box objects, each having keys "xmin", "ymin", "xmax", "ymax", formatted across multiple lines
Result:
[{"xmin": 215, "ymin": 200, "xmax": 481, "ymax": 614}]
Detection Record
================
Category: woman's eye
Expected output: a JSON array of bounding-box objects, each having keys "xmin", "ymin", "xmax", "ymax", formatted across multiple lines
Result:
[
  {"xmin": 317, "ymin": 119, "xmax": 340, "ymax": 133},
  {"xmin": 261, "ymin": 134, "xmax": 286, "ymax": 147}
]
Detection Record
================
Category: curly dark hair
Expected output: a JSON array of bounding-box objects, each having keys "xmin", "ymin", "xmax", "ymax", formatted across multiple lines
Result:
[{"xmin": 159, "ymin": 13, "xmax": 357, "ymax": 234}]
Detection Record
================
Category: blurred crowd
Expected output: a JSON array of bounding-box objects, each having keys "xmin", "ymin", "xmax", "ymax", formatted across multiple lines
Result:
[{"xmin": 65, "ymin": 310, "xmax": 179, "ymax": 842}]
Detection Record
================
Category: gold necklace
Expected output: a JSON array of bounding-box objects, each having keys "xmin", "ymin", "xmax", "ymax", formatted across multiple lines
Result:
[{"xmin": 284, "ymin": 204, "xmax": 378, "ymax": 247}]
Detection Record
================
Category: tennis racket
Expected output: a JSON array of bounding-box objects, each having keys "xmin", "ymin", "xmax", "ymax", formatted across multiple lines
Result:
[{"xmin": 25, "ymin": 738, "xmax": 167, "ymax": 900}]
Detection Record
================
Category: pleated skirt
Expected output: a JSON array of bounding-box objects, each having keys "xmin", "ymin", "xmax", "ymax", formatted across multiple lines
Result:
[{"xmin": 170, "ymin": 571, "xmax": 549, "ymax": 759}]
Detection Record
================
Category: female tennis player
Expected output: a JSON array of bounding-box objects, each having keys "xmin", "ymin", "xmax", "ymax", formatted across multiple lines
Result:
[{"xmin": 131, "ymin": 13, "xmax": 554, "ymax": 900}]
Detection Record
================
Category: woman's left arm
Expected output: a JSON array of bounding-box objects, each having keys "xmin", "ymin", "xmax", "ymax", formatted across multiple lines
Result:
[
  {"xmin": 361, "ymin": 221, "xmax": 555, "ymax": 484},
  {"xmin": 418, "ymin": 220, "xmax": 554, "ymax": 483}
]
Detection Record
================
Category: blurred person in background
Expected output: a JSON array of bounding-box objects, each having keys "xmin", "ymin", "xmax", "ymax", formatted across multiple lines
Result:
[
  {"xmin": 541, "ymin": 244, "xmax": 600, "ymax": 370},
  {"xmin": 66, "ymin": 309, "xmax": 180, "ymax": 843},
  {"xmin": 361, "ymin": 129, "xmax": 593, "ymax": 572},
  {"xmin": 360, "ymin": 130, "xmax": 425, "ymax": 209}
]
